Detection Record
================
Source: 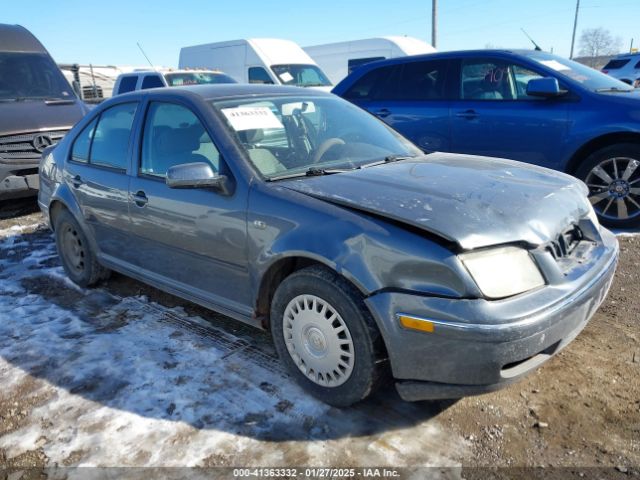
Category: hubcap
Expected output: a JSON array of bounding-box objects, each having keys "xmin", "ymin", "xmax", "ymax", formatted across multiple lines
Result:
[
  {"xmin": 61, "ymin": 225, "xmax": 85, "ymax": 273},
  {"xmin": 282, "ymin": 294, "xmax": 355, "ymax": 387},
  {"xmin": 586, "ymin": 157, "xmax": 640, "ymax": 221}
]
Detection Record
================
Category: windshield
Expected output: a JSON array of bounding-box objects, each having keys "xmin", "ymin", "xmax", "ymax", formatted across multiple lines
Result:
[
  {"xmin": 523, "ymin": 51, "xmax": 633, "ymax": 92},
  {"xmin": 270, "ymin": 64, "xmax": 332, "ymax": 87},
  {"xmin": 164, "ymin": 72, "xmax": 237, "ymax": 86},
  {"xmin": 213, "ymin": 95, "xmax": 421, "ymax": 179},
  {"xmin": 0, "ymin": 52, "xmax": 74, "ymax": 100}
]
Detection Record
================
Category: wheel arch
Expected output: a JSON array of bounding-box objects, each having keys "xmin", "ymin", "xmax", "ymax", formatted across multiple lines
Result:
[{"xmin": 565, "ymin": 132, "xmax": 640, "ymax": 175}]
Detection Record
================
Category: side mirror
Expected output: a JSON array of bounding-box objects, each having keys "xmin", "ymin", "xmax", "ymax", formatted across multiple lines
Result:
[
  {"xmin": 166, "ymin": 162, "xmax": 230, "ymax": 194},
  {"xmin": 526, "ymin": 77, "xmax": 566, "ymax": 98}
]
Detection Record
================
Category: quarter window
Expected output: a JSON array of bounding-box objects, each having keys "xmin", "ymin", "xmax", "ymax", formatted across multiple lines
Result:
[
  {"xmin": 248, "ymin": 67, "xmax": 274, "ymax": 84},
  {"xmin": 140, "ymin": 102, "xmax": 221, "ymax": 177},
  {"xmin": 90, "ymin": 103, "xmax": 137, "ymax": 170},
  {"xmin": 71, "ymin": 117, "xmax": 98, "ymax": 163}
]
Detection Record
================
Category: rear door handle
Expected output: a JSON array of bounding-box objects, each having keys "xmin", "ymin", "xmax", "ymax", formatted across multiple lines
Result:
[
  {"xmin": 132, "ymin": 190, "xmax": 148, "ymax": 207},
  {"xmin": 71, "ymin": 175, "xmax": 83, "ymax": 188},
  {"xmin": 374, "ymin": 108, "xmax": 391, "ymax": 118},
  {"xmin": 455, "ymin": 109, "xmax": 479, "ymax": 119}
]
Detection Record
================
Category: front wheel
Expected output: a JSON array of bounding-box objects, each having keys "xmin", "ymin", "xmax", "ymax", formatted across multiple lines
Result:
[
  {"xmin": 270, "ymin": 266, "xmax": 386, "ymax": 407},
  {"xmin": 576, "ymin": 143, "xmax": 640, "ymax": 229}
]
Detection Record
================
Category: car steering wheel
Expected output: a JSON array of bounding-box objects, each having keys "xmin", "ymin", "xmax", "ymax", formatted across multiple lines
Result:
[{"xmin": 310, "ymin": 138, "xmax": 345, "ymax": 164}]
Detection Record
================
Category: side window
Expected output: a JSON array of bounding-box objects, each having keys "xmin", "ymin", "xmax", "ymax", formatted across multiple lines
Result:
[
  {"xmin": 140, "ymin": 102, "xmax": 221, "ymax": 177},
  {"xmin": 461, "ymin": 59, "xmax": 513, "ymax": 100},
  {"xmin": 511, "ymin": 65, "xmax": 544, "ymax": 99},
  {"xmin": 117, "ymin": 76, "xmax": 138, "ymax": 94},
  {"xmin": 141, "ymin": 74, "xmax": 164, "ymax": 89},
  {"xmin": 71, "ymin": 117, "xmax": 98, "ymax": 163},
  {"xmin": 342, "ymin": 64, "xmax": 399, "ymax": 100},
  {"xmin": 248, "ymin": 67, "xmax": 274, "ymax": 84},
  {"xmin": 90, "ymin": 103, "xmax": 137, "ymax": 170},
  {"xmin": 394, "ymin": 60, "xmax": 448, "ymax": 100},
  {"xmin": 635, "ymin": 60, "xmax": 640, "ymax": 69},
  {"xmin": 348, "ymin": 57, "xmax": 385, "ymax": 75}
]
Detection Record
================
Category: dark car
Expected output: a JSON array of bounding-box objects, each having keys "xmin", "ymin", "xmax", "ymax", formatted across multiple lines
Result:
[
  {"xmin": 332, "ymin": 49, "xmax": 640, "ymax": 229},
  {"xmin": 38, "ymin": 85, "xmax": 617, "ymax": 407},
  {"xmin": 0, "ymin": 24, "xmax": 88, "ymax": 201}
]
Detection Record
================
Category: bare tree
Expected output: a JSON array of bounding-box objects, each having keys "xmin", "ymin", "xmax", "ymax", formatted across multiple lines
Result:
[{"xmin": 578, "ymin": 27, "xmax": 622, "ymax": 66}]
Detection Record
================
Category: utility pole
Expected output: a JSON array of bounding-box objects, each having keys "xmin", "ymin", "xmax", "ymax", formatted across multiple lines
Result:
[
  {"xmin": 431, "ymin": 0, "xmax": 438, "ymax": 48},
  {"xmin": 569, "ymin": 0, "xmax": 580, "ymax": 59}
]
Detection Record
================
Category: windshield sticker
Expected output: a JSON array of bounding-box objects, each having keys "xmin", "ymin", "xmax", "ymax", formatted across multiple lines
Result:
[
  {"xmin": 278, "ymin": 71, "xmax": 294, "ymax": 83},
  {"xmin": 537, "ymin": 60, "xmax": 571, "ymax": 71},
  {"xmin": 222, "ymin": 106, "xmax": 284, "ymax": 131}
]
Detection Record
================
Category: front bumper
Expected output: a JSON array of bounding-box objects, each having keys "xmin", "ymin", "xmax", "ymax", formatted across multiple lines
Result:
[
  {"xmin": 0, "ymin": 162, "xmax": 40, "ymax": 200},
  {"xmin": 365, "ymin": 229, "xmax": 619, "ymax": 401}
]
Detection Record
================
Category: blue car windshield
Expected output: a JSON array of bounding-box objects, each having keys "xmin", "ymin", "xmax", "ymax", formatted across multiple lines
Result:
[
  {"xmin": 523, "ymin": 52, "xmax": 633, "ymax": 92},
  {"xmin": 213, "ymin": 95, "xmax": 422, "ymax": 179}
]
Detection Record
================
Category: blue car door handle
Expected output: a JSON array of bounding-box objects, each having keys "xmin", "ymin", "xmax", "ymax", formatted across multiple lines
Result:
[
  {"xmin": 132, "ymin": 190, "xmax": 148, "ymax": 207},
  {"xmin": 455, "ymin": 109, "xmax": 479, "ymax": 119},
  {"xmin": 374, "ymin": 108, "xmax": 391, "ymax": 118}
]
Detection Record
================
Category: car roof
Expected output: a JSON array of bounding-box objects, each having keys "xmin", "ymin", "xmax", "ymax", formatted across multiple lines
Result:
[{"xmin": 356, "ymin": 48, "xmax": 542, "ymax": 66}]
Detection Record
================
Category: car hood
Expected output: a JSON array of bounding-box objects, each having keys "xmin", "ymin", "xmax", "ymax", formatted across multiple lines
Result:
[
  {"xmin": 0, "ymin": 100, "xmax": 85, "ymax": 135},
  {"xmin": 281, "ymin": 153, "xmax": 591, "ymax": 250}
]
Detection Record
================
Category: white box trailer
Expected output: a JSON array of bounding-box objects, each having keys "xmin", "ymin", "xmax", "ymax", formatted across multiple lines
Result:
[
  {"xmin": 179, "ymin": 38, "xmax": 333, "ymax": 90},
  {"xmin": 303, "ymin": 36, "xmax": 436, "ymax": 84}
]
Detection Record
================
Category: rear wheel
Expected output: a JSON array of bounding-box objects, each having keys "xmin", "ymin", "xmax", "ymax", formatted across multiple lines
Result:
[
  {"xmin": 270, "ymin": 266, "xmax": 386, "ymax": 407},
  {"xmin": 576, "ymin": 143, "xmax": 640, "ymax": 229},
  {"xmin": 53, "ymin": 209, "xmax": 110, "ymax": 287}
]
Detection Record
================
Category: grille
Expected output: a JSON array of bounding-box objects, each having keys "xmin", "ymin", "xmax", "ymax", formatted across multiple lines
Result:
[
  {"xmin": 547, "ymin": 225, "xmax": 583, "ymax": 260},
  {"xmin": 82, "ymin": 85, "xmax": 104, "ymax": 100},
  {"xmin": 0, "ymin": 130, "xmax": 68, "ymax": 162}
]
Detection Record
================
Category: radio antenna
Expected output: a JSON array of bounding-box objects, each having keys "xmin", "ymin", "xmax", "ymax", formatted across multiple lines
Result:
[
  {"xmin": 521, "ymin": 29, "xmax": 542, "ymax": 51},
  {"xmin": 137, "ymin": 42, "xmax": 156, "ymax": 69}
]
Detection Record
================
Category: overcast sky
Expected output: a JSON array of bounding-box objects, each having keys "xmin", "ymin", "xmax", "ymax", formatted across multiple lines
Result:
[{"xmin": 4, "ymin": 0, "xmax": 639, "ymax": 67}]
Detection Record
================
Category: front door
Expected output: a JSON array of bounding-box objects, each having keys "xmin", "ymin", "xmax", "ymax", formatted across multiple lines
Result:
[
  {"xmin": 450, "ymin": 58, "xmax": 571, "ymax": 170},
  {"xmin": 127, "ymin": 101, "xmax": 251, "ymax": 314}
]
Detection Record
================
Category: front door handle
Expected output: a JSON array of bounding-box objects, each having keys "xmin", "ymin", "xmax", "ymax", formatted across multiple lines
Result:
[
  {"xmin": 71, "ymin": 175, "xmax": 83, "ymax": 188},
  {"xmin": 455, "ymin": 109, "xmax": 479, "ymax": 119},
  {"xmin": 374, "ymin": 108, "xmax": 391, "ymax": 118},
  {"xmin": 132, "ymin": 190, "xmax": 148, "ymax": 207}
]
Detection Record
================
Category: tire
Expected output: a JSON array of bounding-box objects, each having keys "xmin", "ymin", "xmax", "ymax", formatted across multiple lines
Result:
[
  {"xmin": 270, "ymin": 265, "xmax": 387, "ymax": 407},
  {"xmin": 53, "ymin": 209, "xmax": 110, "ymax": 287},
  {"xmin": 575, "ymin": 143, "xmax": 640, "ymax": 229}
]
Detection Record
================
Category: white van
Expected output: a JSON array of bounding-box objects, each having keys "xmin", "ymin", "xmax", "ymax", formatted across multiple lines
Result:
[
  {"xmin": 179, "ymin": 38, "xmax": 333, "ymax": 90},
  {"xmin": 304, "ymin": 36, "xmax": 436, "ymax": 84}
]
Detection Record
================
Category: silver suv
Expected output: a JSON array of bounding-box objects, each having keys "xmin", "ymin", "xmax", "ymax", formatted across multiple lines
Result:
[{"xmin": 602, "ymin": 53, "xmax": 640, "ymax": 86}]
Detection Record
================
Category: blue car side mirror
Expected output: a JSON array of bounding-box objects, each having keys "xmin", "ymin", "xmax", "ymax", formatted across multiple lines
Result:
[{"xmin": 526, "ymin": 77, "xmax": 567, "ymax": 98}]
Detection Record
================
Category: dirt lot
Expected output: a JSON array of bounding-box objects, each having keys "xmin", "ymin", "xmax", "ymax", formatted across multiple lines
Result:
[{"xmin": 0, "ymin": 199, "xmax": 638, "ymax": 477}]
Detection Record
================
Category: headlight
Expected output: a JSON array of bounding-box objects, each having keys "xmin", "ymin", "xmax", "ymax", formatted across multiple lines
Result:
[{"xmin": 459, "ymin": 246, "xmax": 545, "ymax": 299}]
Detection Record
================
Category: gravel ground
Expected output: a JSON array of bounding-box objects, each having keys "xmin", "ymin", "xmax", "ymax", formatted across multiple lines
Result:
[{"xmin": 0, "ymin": 199, "xmax": 638, "ymax": 478}]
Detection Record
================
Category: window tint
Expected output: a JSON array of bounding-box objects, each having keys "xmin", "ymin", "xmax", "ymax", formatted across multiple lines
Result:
[
  {"xmin": 90, "ymin": 103, "xmax": 137, "ymax": 170},
  {"xmin": 248, "ymin": 67, "xmax": 274, "ymax": 84},
  {"xmin": 117, "ymin": 76, "xmax": 138, "ymax": 94},
  {"xmin": 603, "ymin": 59, "xmax": 630, "ymax": 70},
  {"xmin": 141, "ymin": 74, "xmax": 164, "ymax": 89},
  {"xmin": 343, "ymin": 64, "xmax": 398, "ymax": 100},
  {"xmin": 392, "ymin": 60, "xmax": 447, "ymax": 100},
  {"xmin": 71, "ymin": 117, "xmax": 98, "ymax": 163},
  {"xmin": 348, "ymin": 57, "xmax": 385, "ymax": 74},
  {"xmin": 141, "ymin": 102, "xmax": 220, "ymax": 177}
]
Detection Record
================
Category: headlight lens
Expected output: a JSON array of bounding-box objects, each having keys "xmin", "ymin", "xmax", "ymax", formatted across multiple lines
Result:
[{"xmin": 460, "ymin": 246, "xmax": 545, "ymax": 299}]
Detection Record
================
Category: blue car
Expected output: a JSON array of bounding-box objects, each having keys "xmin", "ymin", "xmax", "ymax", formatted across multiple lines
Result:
[{"xmin": 333, "ymin": 49, "xmax": 640, "ymax": 229}]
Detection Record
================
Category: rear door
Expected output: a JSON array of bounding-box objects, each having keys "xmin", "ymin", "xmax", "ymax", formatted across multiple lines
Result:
[
  {"xmin": 449, "ymin": 57, "xmax": 571, "ymax": 169},
  {"xmin": 66, "ymin": 102, "xmax": 138, "ymax": 258},
  {"xmin": 127, "ymin": 100, "xmax": 251, "ymax": 314},
  {"xmin": 341, "ymin": 59, "xmax": 452, "ymax": 152}
]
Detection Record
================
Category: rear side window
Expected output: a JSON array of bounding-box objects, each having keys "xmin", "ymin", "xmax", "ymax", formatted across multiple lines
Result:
[
  {"xmin": 117, "ymin": 76, "xmax": 138, "ymax": 94},
  {"xmin": 392, "ymin": 60, "xmax": 448, "ymax": 100},
  {"xmin": 248, "ymin": 67, "xmax": 274, "ymax": 84},
  {"xmin": 141, "ymin": 74, "xmax": 164, "ymax": 89},
  {"xmin": 342, "ymin": 64, "xmax": 399, "ymax": 100},
  {"xmin": 89, "ymin": 103, "xmax": 137, "ymax": 170},
  {"xmin": 71, "ymin": 118, "xmax": 98, "ymax": 163},
  {"xmin": 603, "ymin": 59, "xmax": 630, "ymax": 70}
]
